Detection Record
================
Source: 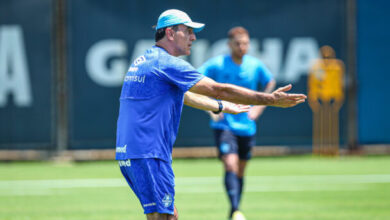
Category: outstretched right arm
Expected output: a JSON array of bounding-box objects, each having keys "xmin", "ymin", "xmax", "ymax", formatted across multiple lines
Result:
[{"xmin": 189, "ymin": 76, "xmax": 306, "ymax": 108}]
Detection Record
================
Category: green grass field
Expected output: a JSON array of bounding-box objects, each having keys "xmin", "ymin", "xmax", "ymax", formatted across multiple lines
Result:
[{"xmin": 1, "ymin": 155, "xmax": 390, "ymax": 220}]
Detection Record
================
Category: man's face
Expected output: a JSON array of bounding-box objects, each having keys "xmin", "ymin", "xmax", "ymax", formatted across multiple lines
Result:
[
  {"xmin": 171, "ymin": 24, "xmax": 196, "ymax": 56},
  {"xmin": 229, "ymin": 34, "xmax": 249, "ymax": 58}
]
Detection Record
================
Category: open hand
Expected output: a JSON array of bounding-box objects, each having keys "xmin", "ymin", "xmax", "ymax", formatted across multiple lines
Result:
[
  {"xmin": 221, "ymin": 101, "xmax": 251, "ymax": 114},
  {"xmin": 271, "ymin": 84, "xmax": 307, "ymax": 108}
]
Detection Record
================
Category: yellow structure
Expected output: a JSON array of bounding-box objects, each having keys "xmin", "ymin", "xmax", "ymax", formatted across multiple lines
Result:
[{"xmin": 308, "ymin": 46, "xmax": 344, "ymax": 156}]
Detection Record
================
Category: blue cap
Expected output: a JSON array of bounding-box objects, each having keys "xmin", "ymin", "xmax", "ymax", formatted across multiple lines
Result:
[{"xmin": 156, "ymin": 9, "xmax": 205, "ymax": 33}]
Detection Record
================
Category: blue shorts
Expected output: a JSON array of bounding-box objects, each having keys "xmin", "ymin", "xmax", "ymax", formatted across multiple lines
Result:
[
  {"xmin": 118, "ymin": 158, "xmax": 175, "ymax": 215},
  {"xmin": 213, "ymin": 129, "xmax": 255, "ymax": 160}
]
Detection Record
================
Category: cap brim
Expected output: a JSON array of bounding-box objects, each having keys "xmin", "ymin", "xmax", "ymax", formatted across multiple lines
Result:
[{"xmin": 184, "ymin": 22, "xmax": 205, "ymax": 33}]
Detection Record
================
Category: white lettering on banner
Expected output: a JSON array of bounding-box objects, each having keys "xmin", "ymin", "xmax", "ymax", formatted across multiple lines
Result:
[
  {"xmin": 255, "ymin": 38, "xmax": 283, "ymax": 80},
  {"xmin": 130, "ymin": 40, "xmax": 154, "ymax": 63},
  {"xmin": 190, "ymin": 39, "xmax": 209, "ymax": 68},
  {"xmin": 0, "ymin": 25, "xmax": 33, "ymax": 107},
  {"xmin": 192, "ymin": 37, "xmax": 318, "ymax": 83},
  {"xmin": 208, "ymin": 38, "xmax": 229, "ymax": 60},
  {"xmin": 86, "ymin": 37, "xmax": 319, "ymax": 87},
  {"xmin": 86, "ymin": 39, "xmax": 128, "ymax": 87},
  {"xmin": 282, "ymin": 38, "xmax": 319, "ymax": 82}
]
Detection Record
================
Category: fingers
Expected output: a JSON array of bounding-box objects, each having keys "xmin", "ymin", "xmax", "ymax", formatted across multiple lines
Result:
[
  {"xmin": 288, "ymin": 93, "xmax": 307, "ymax": 99},
  {"xmin": 275, "ymin": 84, "xmax": 292, "ymax": 93},
  {"xmin": 290, "ymin": 97, "xmax": 307, "ymax": 103},
  {"xmin": 290, "ymin": 98, "xmax": 306, "ymax": 106},
  {"xmin": 238, "ymin": 104, "xmax": 251, "ymax": 111},
  {"xmin": 235, "ymin": 106, "xmax": 251, "ymax": 113},
  {"xmin": 286, "ymin": 98, "xmax": 306, "ymax": 107},
  {"xmin": 221, "ymin": 101, "xmax": 250, "ymax": 114},
  {"xmin": 272, "ymin": 86, "xmax": 307, "ymax": 108},
  {"xmin": 273, "ymin": 92, "xmax": 307, "ymax": 108}
]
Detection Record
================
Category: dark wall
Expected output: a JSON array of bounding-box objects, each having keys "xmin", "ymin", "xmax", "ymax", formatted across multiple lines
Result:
[
  {"xmin": 357, "ymin": 0, "xmax": 390, "ymax": 144},
  {"xmin": 67, "ymin": 0, "xmax": 347, "ymax": 148},
  {"xmin": 1, "ymin": 0, "xmax": 357, "ymax": 149},
  {"xmin": 0, "ymin": 0, "xmax": 53, "ymax": 149}
]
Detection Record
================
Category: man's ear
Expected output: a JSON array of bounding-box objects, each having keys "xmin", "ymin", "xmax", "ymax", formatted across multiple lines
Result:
[
  {"xmin": 228, "ymin": 39, "xmax": 233, "ymax": 49},
  {"xmin": 166, "ymin": 28, "xmax": 175, "ymax": 41}
]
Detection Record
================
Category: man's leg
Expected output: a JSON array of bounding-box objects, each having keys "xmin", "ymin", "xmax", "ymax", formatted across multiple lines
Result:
[
  {"xmin": 235, "ymin": 134, "xmax": 254, "ymax": 212},
  {"xmin": 222, "ymin": 153, "xmax": 240, "ymax": 217},
  {"xmin": 237, "ymin": 160, "xmax": 248, "ymax": 204},
  {"xmin": 214, "ymin": 129, "xmax": 241, "ymax": 218},
  {"xmin": 169, "ymin": 205, "xmax": 179, "ymax": 220},
  {"xmin": 146, "ymin": 212, "xmax": 166, "ymax": 220},
  {"xmin": 119, "ymin": 159, "xmax": 176, "ymax": 219},
  {"xmin": 146, "ymin": 205, "xmax": 178, "ymax": 220}
]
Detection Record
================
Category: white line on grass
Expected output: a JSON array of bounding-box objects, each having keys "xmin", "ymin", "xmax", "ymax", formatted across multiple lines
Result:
[{"xmin": 0, "ymin": 174, "xmax": 389, "ymax": 196}]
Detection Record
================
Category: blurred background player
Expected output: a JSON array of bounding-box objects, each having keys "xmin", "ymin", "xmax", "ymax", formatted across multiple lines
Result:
[
  {"xmin": 198, "ymin": 26, "xmax": 276, "ymax": 220},
  {"xmin": 308, "ymin": 45, "xmax": 345, "ymax": 156}
]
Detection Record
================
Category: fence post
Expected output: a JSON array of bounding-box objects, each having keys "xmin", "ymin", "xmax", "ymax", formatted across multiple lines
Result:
[
  {"xmin": 53, "ymin": 0, "xmax": 69, "ymax": 157},
  {"xmin": 346, "ymin": 0, "xmax": 359, "ymax": 153}
]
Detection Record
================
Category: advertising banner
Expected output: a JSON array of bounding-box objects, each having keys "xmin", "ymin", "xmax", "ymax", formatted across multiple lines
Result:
[{"xmin": 0, "ymin": 0, "xmax": 53, "ymax": 149}]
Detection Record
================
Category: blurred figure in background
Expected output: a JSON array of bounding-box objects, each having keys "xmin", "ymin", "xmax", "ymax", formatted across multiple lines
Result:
[
  {"xmin": 198, "ymin": 26, "xmax": 276, "ymax": 220},
  {"xmin": 308, "ymin": 45, "xmax": 344, "ymax": 156}
]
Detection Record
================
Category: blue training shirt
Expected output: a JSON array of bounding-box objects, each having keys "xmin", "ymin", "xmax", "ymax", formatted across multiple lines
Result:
[
  {"xmin": 116, "ymin": 46, "xmax": 204, "ymax": 162},
  {"xmin": 198, "ymin": 54, "xmax": 273, "ymax": 136}
]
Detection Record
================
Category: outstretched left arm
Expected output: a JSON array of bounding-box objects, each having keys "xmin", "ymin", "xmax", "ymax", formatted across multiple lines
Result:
[
  {"xmin": 184, "ymin": 91, "xmax": 250, "ymax": 114},
  {"xmin": 248, "ymin": 79, "xmax": 276, "ymax": 120}
]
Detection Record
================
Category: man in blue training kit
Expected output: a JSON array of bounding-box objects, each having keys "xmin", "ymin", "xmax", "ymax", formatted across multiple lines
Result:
[
  {"xmin": 116, "ymin": 9, "xmax": 306, "ymax": 220},
  {"xmin": 198, "ymin": 26, "xmax": 276, "ymax": 220}
]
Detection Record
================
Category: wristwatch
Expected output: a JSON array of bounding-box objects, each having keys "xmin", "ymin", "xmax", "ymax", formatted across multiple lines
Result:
[{"xmin": 212, "ymin": 100, "xmax": 223, "ymax": 114}]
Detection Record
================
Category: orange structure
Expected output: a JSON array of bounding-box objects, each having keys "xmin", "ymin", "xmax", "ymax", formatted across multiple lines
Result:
[{"xmin": 308, "ymin": 46, "xmax": 344, "ymax": 156}]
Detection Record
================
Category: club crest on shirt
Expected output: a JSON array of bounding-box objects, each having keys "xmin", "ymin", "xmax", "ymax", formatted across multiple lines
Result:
[
  {"xmin": 162, "ymin": 193, "xmax": 173, "ymax": 207},
  {"xmin": 133, "ymin": 55, "xmax": 146, "ymax": 66},
  {"xmin": 220, "ymin": 143, "xmax": 230, "ymax": 153}
]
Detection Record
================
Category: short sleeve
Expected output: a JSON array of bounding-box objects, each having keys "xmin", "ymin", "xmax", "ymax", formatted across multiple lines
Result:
[
  {"xmin": 257, "ymin": 61, "xmax": 273, "ymax": 87},
  {"xmin": 157, "ymin": 57, "xmax": 204, "ymax": 92},
  {"xmin": 197, "ymin": 59, "xmax": 216, "ymax": 79}
]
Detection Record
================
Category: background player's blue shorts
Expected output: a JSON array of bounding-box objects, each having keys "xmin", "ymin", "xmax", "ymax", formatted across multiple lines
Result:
[
  {"xmin": 118, "ymin": 158, "xmax": 175, "ymax": 215},
  {"xmin": 213, "ymin": 129, "xmax": 255, "ymax": 160}
]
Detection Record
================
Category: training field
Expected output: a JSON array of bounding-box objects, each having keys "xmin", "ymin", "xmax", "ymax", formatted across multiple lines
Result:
[{"xmin": 1, "ymin": 155, "xmax": 390, "ymax": 220}]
